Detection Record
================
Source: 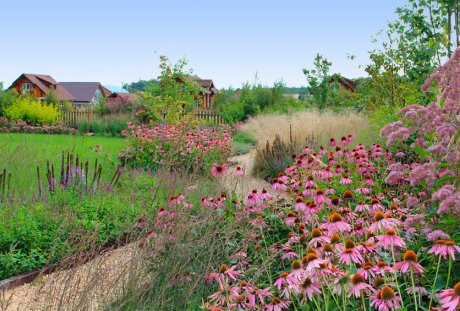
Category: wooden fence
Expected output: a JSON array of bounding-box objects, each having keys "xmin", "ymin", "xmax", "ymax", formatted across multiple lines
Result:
[{"xmin": 59, "ymin": 108, "xmax": 224, "ymax": 126}]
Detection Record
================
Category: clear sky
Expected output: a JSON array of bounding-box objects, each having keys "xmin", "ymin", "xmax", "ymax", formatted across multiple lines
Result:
[{"xmin": 0, "ymin": 0, "xmax": 405, "ymax": 89}]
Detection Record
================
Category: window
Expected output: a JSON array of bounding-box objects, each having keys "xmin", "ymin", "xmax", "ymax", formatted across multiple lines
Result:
[
  {"xmin": 195, "ymin": 99, "xmax": 200, "ymax": 107},
  {"xmin": 22, "ymin": 83, "xmax": 30, "ymax": 94}
]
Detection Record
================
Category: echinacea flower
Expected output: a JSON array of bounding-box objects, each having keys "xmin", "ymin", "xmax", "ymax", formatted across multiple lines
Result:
[
  {"xmin": 429, "ymin": 240, "xmax": 460, "ymax": 260},
  {"xmin": 211, "ymin": 163, "xmax": 227, "ymax": 177},
  {"xmin": 264, "ymin": 296, "xmax": 291, "ymax": 311},
  {"xmin": 376, "ymin": 230, "xmax": 407, "ymax": 250},
  {"xmin": 395, "ymin": 250, "xmax": 424, "ymax": 273},
  {"xmin": 323, "ymin": 212, "xmax": 352, "ymax": 234},
  {"xmin": 338, "ymin": 240, "xmax": 365, "ymax": 265},
  {"xmin": 349, "ymin": 273, "xmax": 373, "ymax": 297},
  {"xmin": 293, "ymin": 277, "xmax": 321, "ymax": 301},
  {"xmin": 274, "ymin": 272, "xmax": 295, "ymax": 291},
  {"xmin": 438, "ymin": 282, "xmax": 460, "ymax": 311},
  {"xmin": 233, "ymin": 166, "xmax": 245, "ymax": 175},
  {"xmin": 302, "ymin": 252, "xmax": 324, "ymax": 271},
  {"xmin": 369, "ymin": 212, "xmax": 400, "ymax": 233},
  {"xmin": 370, "ymin": 286, "xmax": 402, "ymax": 311}
]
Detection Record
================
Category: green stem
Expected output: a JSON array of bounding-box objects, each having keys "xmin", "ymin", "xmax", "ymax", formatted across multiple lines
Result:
[
  {"xmin": 428, "ymin": 255, "xmax": 442, "ymax": 310},
  {"xmin": 446, "ymin": 256, "xmax": 452, "ymax": 289},
  {"xmin": 361, "ymin": 291, "xmax": 367, "ymax": 311},
  {"xmin": 410, "ymin": 263, "xmax": 418, "ymax": 311},
  {"xmin": 391, "ymin": 245, "xmax": 405, "ymax": 308}
]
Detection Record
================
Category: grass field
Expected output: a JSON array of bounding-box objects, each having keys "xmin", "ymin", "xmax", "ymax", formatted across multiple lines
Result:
[{"xmin": 0, "ymin": 133, "xmax": 126, "ymax": 194}]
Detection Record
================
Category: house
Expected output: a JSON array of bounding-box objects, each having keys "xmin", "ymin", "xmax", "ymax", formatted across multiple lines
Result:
[
  {"xmin": 186, "ymin": 75, "xmax": 218, "ymax": 109},
  {"xmin": 8, "ymin": 74, "xmax": 111, "ymax": 106},
  {"xmin": 60, "ymin": 82, "xmax": 112, "ymax": 106},
  {"xmin": 329, "ymin": 75, "xmax": 357, "ymax": 92},
  {"xmin": 8, "ymin": 74, "xmax": 75, "ymax": 102}
]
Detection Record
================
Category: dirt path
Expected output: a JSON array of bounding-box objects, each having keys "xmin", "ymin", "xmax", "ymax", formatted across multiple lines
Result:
[
  {"xmin": 1, "ymin": 149, "xmax": 273, "ymax": 311},
  {"xmin": 223, "ymin": 149, "xmax": 272, "ymax": 195}
]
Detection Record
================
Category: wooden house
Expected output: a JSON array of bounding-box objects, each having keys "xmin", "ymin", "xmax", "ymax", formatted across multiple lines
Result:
[{"xmin": 9, "ymin": 74, "xmax": 75, "ymax": 102}]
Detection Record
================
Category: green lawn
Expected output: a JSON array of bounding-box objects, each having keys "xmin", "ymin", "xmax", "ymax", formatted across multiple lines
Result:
[{"xmin": 0, "ymin": 133, "xmax": 126, "ymax": 194}]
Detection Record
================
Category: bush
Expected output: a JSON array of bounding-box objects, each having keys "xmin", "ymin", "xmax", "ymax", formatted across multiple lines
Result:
[{"xmin": 4, "ymin": 97, "xmax": 59, "ymax": 125}]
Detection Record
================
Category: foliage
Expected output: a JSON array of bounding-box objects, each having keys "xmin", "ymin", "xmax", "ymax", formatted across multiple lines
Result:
[
  {"xmin": 122, "ymin": 79, "xmax": 158, "ymax": 93},
  {"xmin": 137, "ymin": 56, "xmax": 202, "ymax": 124},
  {"xmin": 120, "ymin": 122, "xmax": 232, "ymax": 175},
  {"xmin": 4, "ymin": 97, "xmax": 59, "ymax": 125},
  {"xmin": 76, "ymin": 114, "xmax": 131, "ymax": 137},
  {"xmin": 0, "ymin": 88, "xmax": 17, "ymax": 117},
  {"xmin": 44, "ymin": 90, "xmax": 59, "ymax": 105},
  {"xmin": 213, "ymin": 81, "xmax": 306, "ymax": 123},
  {"xmin": 303, "ymin": 53, "xmax": 340, "ymax": 110}
]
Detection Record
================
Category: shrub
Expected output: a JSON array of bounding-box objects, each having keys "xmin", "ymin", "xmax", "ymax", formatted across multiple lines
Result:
[{"xmin": 4, "ymin": 97, "xmax": 59, "ymax": 125}]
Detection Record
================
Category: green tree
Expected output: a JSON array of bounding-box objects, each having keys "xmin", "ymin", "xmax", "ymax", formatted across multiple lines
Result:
[
  {"xmin": 139, "ymin": 56, "xmax": 202, "ymax": 124},
  {"xmin": 303, "ymin": 54, "xmax": 339, "ymax": 110},
  {"xmin": 364, "ymin": 0, "xmax": 459, "ymax": 108},
  {"xmin": 123, "ymin": 79, "xmax": 158, "ymax": 92}
]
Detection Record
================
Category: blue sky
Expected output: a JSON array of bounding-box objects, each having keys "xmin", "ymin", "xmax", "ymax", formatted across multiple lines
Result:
[{"xmin": 0, "ymin": 0, "xmax": 405, "ymax": 89}]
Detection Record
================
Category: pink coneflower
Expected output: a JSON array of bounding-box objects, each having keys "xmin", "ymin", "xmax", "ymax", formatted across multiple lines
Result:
[
  {"xmin": 329, "ymin": 138, "xmax": 337, "ymax": 147},
  {"xmin": 260, "ymin": 188, "xmax": 272, "ymax": 200},
  {"xmin": 370, "ymin": 286, "xmax": 402, "ymax": 311},
  {"xmin": 324, "ymin": 212, "xmax": 352, "ymax": 234},
  {"xmin": 395, "ymin": 250, "xmax": 424, "ymax": 273},
  {"xmin": 372, "ymin": 261, "xmax": 393, "ymax": 276},
  {"xmin": 168, "ymin": 193, "xmax": 185, "ymax": 206},
  {"xmin": 355, "ymin": 200, "xmax": 370, "ymax": 212},
  {"xmin": 377, "ymin": 230, "xmax": 407, "ymax": 250},
  {"xmin": 302, "ymin": 252, "xmax": 324, "ymax": 271},
  {"xmin": 340, "ymin": 136, "xmax": 349, "ymax": 146},
  {"xmin": 355, "ymin": 187, "xmax": 371, "ymax": 194},
  {"xmin": 369, "ymin": 212, "xmax": 400, "ymax": 233},
  {"xmin": 294, "ymin": 277, "xmax": 321, "ymax": 301},
  {"xmin": 438, "ymin": 282, "xmax": 460, "ymax": 311},
  {"xmin": 211, "ymin": 163, "xmax": 227, "ymax": 177},
  {"xmin": 338, "ymin": 240, "xmax": 364, "ymax": 265},
  {"xmin": 264, "ymin": 296, "xmax": 291, "ymax": 311},
  {"xmin": 281, "ymin": 248, "xmax": 299, "ymax": 260},
  {"xmin": 340, "ymin": 175, "xmax": 352, "ymax": 184},
  {"xmin": 357, "ymin": 262, "xmax": 376, "ymax": 280},
  {"xmin": 349, "ymin": 273, "xmax": 373, "ymax": 298},
  {"xmin": 308, "ymin": 228, "xmax": 329, "ymax": 248},
  {"xmin": 289, "ymin": 259, "xmax": 306, "ymax": 279},
  {"xmin": 209, "ymin": 264, "xmax": 242, "ymax": 284},
  {"xmin": 315, "ymin": 189, "xmax": 331, "ymax": 206},
  {"xmin": 274, "ymin": 272, "xmax": 295, "ymax": 291},
  {"xmin": 365, "ymin": 177, "xmax": 375, "ymax": 186},
  {"xmin": 429, "ymin": 240, "xmax": 460, "ymax": 260},
  {"xmin": 233, "ymin": 166, "xmax": 245, "ymax": 175},
  {"xmin": 294, "ymin": 197, "xmax": 307, "ymax": 212},
  {"xmin": 245, "ymin": 190, "xmax": 260, "ymax": 206},
  {"xmin": 272, "ymin": 178, "xmax": 287, "ymax": 191}
]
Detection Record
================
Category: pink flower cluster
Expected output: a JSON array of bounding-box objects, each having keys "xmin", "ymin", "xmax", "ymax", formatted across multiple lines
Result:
[
  {"xmin": 203, "ymin": 135, "xmax": 459, "ymax": 310},
  {"xmin": 120, "ymin": 122, "xmax": 232, "ymax": 174}
]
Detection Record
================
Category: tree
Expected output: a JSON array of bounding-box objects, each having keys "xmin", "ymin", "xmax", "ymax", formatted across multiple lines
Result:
[
  {"xmin": 303, "ymin": 54, "xmax": 339, "ymax": 110},
  {"xmin": 123, "ymin": 79, "xmax": 158, "ymax": 93},
  {"xmin": 363, "ymin": 0, "xmax": 458, "ymax": 108},
  {"xmin": 138, "ymin": 56, "xmax": 202, "ymax": 124}
]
